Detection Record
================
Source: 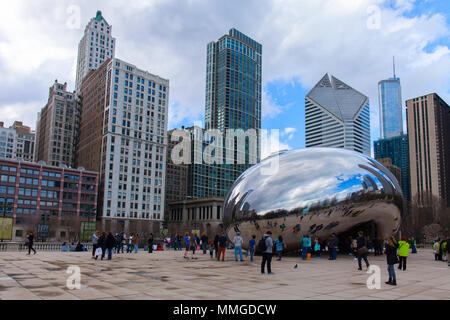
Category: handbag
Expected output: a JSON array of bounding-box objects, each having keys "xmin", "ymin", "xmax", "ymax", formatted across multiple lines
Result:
[
  {"xmin": 95, "ymin": 247, "xmax": 102, "ymax": 256},
  {"xmin": 358, "ymin": 246, "xmax": 368, "ymax": 255}
]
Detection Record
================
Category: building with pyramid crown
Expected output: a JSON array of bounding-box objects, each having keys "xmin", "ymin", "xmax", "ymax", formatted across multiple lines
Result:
[{"xmin": 305, "ymin": 74, "xmax": 371, "ymax": 155}]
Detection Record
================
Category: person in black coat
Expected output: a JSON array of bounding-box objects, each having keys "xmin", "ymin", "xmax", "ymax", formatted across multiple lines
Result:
[
  {"xmin": 385, "ymin": 236, "xmax": 399, "ymax": 286},
  {"xmin": 213, "ymin": 234, "xmax": 220, "ymax": 258},
  {"xmin": 102, "ymin": 232, "xmax": 116, "ymax": 260},
  {"xmin": 201, "ymin": 234, "xmax": 209, "ymax": 254},
  {"xmin": 356, "ymin": 231, "xmax": 370, "ymax": 270},
  {"xmin": 148, "ymin": 233, "xmax": 154, "ymax": 253},
  {"xmin": 26, "ymin": 231, "xmax": 37, "ymax": 255}
]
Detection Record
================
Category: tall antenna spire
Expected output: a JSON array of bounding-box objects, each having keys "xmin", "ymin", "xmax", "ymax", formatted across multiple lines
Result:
[{"xmin": 393, "ymin": 56, "xmax": 396, "ymax": 79}]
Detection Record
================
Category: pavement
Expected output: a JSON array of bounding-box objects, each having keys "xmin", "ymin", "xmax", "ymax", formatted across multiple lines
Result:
[{"xmin": 0, "ymin": 248, "xmax": 448, "ymax": 300}]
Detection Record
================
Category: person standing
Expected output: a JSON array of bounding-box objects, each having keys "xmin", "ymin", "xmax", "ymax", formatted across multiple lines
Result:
[
  {"xmin": 201, "ymin": 233, "xmax": 208, "ymax": 254},
  {"xmin": 385, "ymin": 236, "xmax": 399, "ymax": 286},
  {"xmin": 213, "ymin": 234, "xmax": 220, "ymax": 258},
  {"xmin": 115, "ymin": 233, "xmax": 123, "ymax": 254},
  {"xmin": 133, "ymin": 233, "xmax": 140, "ymax": 253},
  {"xmin": 233, "ymin": 232, "xmax": 244, "ymax": 262},
  {"xmin": 398, "ymin": 237, "xmax": 410, "ymax": 271},
  {"xmin": 261, "ymin": 231, "xmax": 274, "ymax": 274},
  {"xmin": 313, "ymin": 238, "xmax": 321, "ymax": 258},
  {"xmin": 120, "ymin": 232, "xmax": 126, "ymax": 253},
  {"xmin": 218, "ymin": 233, "xmax": 227, "ymax": 261},
  {"xmin": 274, "ymin": 235, "xmax": 286, "ymax": 261},
  {"xmin": 301, "ymin": 234, "xmax": 311, "ymax": 260},
  {"xmin": 433, "ymin": 239, "xmax": 441, "ymax": 261},
  {"xmin": 148, "ymin": 233, "xmax": 154, "ymax": 253},
  {"xmin": 356, "ymin": 231, "xmax": 370, "ymax": 271},
  {"xmin": 183, "ymin": 232, "xmax": 190, "ymax": 259},
  {"xmin": 247, "ymin": 235, "xmax": 256, "ymax": 262},
  {"xmin": 26, "ymin": 231, "xmax": 36, "ymax": 255},
  {"xmin": 410, "ymin": 237, "xmax": 417, "ymax": 254},
  {"xmin": 91, "ymin": 231, "xmax": 99, "ymax": 259}
]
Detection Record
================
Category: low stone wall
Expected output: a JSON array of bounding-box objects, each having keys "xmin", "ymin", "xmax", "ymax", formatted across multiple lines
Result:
[{"xmin": 0, "ymin": 242, "xmax": 93, "ymax": 252}]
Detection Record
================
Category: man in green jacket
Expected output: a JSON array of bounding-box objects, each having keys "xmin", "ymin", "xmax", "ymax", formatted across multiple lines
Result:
[{"xmin": 398, "ymin": 237, "xmax": 410, "ymax": 271}]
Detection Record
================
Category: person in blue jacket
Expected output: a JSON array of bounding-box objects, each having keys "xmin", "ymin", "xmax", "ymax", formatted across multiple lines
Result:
[{"xmin": 301, "ymin": 234, "xmax": 312, "ymax": 260}]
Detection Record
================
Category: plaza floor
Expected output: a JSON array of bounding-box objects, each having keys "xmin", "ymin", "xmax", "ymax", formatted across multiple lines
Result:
[{"xmin": 0, "ymin": 248, "xmax": 448, "ymax": 300}]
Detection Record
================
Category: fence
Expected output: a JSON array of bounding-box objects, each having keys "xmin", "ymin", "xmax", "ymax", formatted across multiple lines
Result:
[{"xmin": 0, "ymin": 242, "xmax": 93, "ymax": 252}]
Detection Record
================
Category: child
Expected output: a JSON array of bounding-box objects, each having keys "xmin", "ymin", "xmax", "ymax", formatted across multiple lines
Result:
[
  {"xmin": 208, "ymin": 240, "xmax": 214, "ymax": 258},
  {"xmin": 314, "ymin": 238, "xmax": 321, "ymax": 257}
]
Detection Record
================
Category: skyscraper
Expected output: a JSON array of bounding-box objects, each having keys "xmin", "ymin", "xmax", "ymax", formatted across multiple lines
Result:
[
  {"xmin": 205, "ymin": 28, "xmax": 262, "ymax": 160},
  {"xmin": 76, "ymin": 58, "xmax": 169, "ymax": 233},
  {"xmin": 406, "ymin": 93, "xmax": 450, "ymax": 206},
  {"xmin": 305, "ymin": 74, "xmax": 371, "ymax": 155},
  {"xmin": 75, "ymin": 10, "xmax": 116, "ymax": 93},
  {"xmin": 35, "ymin": 81, "xmax": 79, "ymax": 167},
  {"xmin": 374, "ymin": 134, "xmax": 410, "ymax": 200},
  {"xmin": 0, "ymin": 122, "xmax": 16, "ymax": 160},
  {"xmin": 10, "ymin": 121, "xmax": 35, "ymax": 162},
  {"xmin": 378, "ymin": 58, "xmax": 403, "ymax": 139}
]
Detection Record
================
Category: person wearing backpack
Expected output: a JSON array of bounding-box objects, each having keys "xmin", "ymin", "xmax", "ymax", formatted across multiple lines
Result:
[
  {"xmin": 397, "ymin": 237, "xmax": 410, "ymax": 270},
  {"xmin": 218, "ymin": 232, "xmax": 227, "ymax": 261},
  {"xmin": 260, "ymin": 231, "xmax": 274, "ymax": 275}
]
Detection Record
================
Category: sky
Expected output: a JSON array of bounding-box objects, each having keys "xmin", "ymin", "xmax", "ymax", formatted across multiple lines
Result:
[{"xmin": 0, "ymin": 0, "xmax": 449, "ymax": 158}]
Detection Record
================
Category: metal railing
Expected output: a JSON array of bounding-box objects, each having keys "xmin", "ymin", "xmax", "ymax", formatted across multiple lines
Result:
[{"xmin": 0, "ymin": 242, "xmax": 93, "ymax": 252}]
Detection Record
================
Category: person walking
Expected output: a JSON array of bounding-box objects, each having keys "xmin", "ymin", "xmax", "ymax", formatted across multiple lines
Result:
[
  {"xmin": 385, "ymin": 236, "xmax": 399, "ymax": 286},
  {"xmin": 301, "ymin": 234, "xmax": 311, "ymax": 260},
  {"xmin": 208, "ymin": 240, "xmax": 214, "ymax": 258},
  {"xmin": 218, "ymin": 233, "xmax": 227, "ymax": 261},
  {"xmin": 398, "ymin": 237, "xmax": 410, "ymax": 271},
  {"xmin": 274, "ymin": 235, "xmax": 285, "ymax": 261},
  {"xmin": 26, "ymin": 231, "xmax": 36, "ymax": 255},
  {"xmin": 103, "ymin": 232, "xmax": 116, "ymax": 260},
  {"xmin": 133, "ymin": 233, "xmax": 140, "ymax": 253},
  {"xmin": 183, "ymin": 232, "xmax": 190, "ymax": 259},
  {"xmin": 115, "ymin": 233, "xmax": 123, "ymax": 254},
  {"xmin": 247, "ymin": 235, "xmax": 256, "ymax": 262},
  {"xmin": 148, "ymin": 233, "xmax": 154, "ymax": 253},
  {"xmin": 91, "ymin": 231, "xmax": 99, "ymax": 259},
  {"xmin": 190, "ymin": 233, "xmax": 198, "ymax": 259},
  {"xmin": 96, "ymin": 232, "xmax": 106, "ymax": 260},
  {"xmin": 213, "ymin": 234, "xmax": 220, "ymax": 258},
  {"xmin": 356, "ymin": 231, "xmax": 370, "ymax": 271},
  {"xmin": 120, "ymin": 232, "xmax": 126, "ymax": 253},
  {"xmin": 201, "ymin": 233, "xmax": 208, "ymax": 255},
  {"xmin": 126, "ymin": 233, "xmax": 133, "ymax": 253},
  {"xmin": 261, "ymin": 231, "xmax": 274, "ymax": 275},
  {"xmin": 233, "ymin": 232, "xmax": 244, "ymax": 262}
]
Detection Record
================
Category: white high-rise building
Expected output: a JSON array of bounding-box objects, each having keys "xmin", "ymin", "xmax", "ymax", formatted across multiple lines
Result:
[
  {"xmin": 0, "ymin": 122, "xmax": 17, "ymax": 159},
  {"xmin": 305, "ymin": 74, "xmax": 371, "ymax": 155},
  {"xmin": 75, "ymin": 10, "xmax": 116, "ymax": 93},
  {"xmin": 77, "ymin": 58, "xmax": 169, "ymax": 232}
]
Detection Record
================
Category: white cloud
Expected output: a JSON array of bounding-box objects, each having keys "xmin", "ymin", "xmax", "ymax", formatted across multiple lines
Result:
[{"xmin": 0, "ymin": 0, "xmax": 448, "ymax": 142}]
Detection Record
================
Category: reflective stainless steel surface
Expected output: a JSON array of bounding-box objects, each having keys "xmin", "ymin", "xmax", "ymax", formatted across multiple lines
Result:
[{"xmin": 223, "ymin": 148, "xmax": 403, "ymax": 250}]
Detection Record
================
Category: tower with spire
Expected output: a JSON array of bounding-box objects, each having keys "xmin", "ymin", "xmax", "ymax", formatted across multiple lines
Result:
[{"xmin": 75, "ymin": 10, "xmax": 116, "ymax": 93}]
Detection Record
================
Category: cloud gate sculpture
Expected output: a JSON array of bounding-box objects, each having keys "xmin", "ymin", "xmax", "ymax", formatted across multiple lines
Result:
[{"xmin": 223, "ymin": 148, "xmax": 403, "ymax": 251}]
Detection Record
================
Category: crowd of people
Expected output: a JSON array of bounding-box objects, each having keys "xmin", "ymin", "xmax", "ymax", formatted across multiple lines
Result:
[{"xmin": 25, "ymin": 228, "xmax": 449, "ymax": 286}]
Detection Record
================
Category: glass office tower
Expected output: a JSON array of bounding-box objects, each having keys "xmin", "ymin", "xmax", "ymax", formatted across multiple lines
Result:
[
  {"xmin": 187, "ymin": 28, "xmax": 262, "ymax": 199},
  {"xmin": 374, "ymin": 134, "xmax": 410, "ymax": 200},
  {"xmin": 205, "ymin": 28, "xmax": 262, "ymax": 159},
  {"xmin": 378, "ymin": 77, "xmax": 402, "ymax": 139}
]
